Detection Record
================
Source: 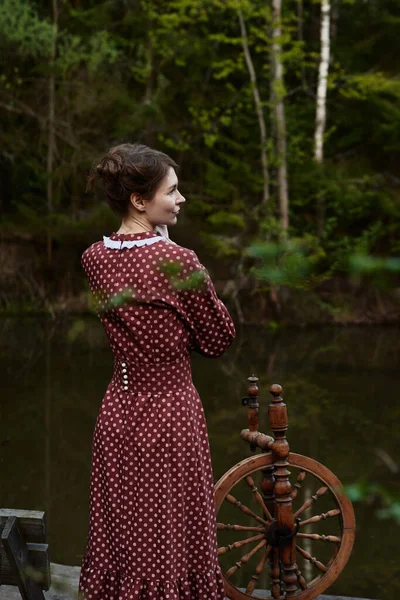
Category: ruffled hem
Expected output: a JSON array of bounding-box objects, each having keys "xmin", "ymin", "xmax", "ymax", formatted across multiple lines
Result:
[{"xmin": 78, "ymin": 563, "xmax": 226, "ymax": 600}]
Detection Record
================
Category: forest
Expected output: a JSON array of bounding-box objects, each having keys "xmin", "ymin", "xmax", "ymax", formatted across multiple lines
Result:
[
  {"xmin": 1, "ymin": 4, "xmax": 399, "ymax": 597},
  {"xmin": 1, "ymin": 0, "xmax": 399, "ymax": 323}
]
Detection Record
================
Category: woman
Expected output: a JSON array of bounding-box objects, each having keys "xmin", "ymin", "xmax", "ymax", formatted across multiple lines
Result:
[{"xmin": 78, "ymin": 143, "xmax": 236, "ymax": 600}]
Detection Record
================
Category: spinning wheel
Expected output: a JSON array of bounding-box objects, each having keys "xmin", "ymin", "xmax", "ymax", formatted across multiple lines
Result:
[{"xmin": 214, "ymin": 380, "xmax": 355, "ymax": 599}]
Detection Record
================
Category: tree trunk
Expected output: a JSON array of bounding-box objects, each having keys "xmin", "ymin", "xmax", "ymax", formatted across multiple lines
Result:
[
  {"xmin": 271, "ymin": 0, "xmax": 289, "ymax": 235},
  {"xmin": 237, "ymin": 8, "xmax": 270, "ymax": 206},
  {"xmin": 47, "ymin": 0, "xmax": 58, "ymax": 265},
  {"xmin": 315, "ymin": 0, "xmax": 331, "ymax": 237}
]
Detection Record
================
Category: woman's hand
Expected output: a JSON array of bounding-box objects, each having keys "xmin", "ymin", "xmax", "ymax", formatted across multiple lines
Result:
[{"xmin": 155, "ymin": 224, "xmax": 178, "ymax": 245}]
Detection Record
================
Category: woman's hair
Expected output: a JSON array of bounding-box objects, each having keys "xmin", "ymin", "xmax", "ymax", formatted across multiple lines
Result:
[{"xmin": 87, "ymin": 143, "xmax": 178, "ymax": 216}]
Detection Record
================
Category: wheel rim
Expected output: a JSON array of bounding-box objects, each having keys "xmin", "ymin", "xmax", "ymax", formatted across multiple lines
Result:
[{"xmin": 215, "ymin": 452, "xmax": 355, "ymax": 600}]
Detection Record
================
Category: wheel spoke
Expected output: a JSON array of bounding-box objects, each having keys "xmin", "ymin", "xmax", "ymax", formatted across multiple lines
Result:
[
  {"xmin": 245, "ymin": 547, "xmax": 270, "ymax": 595},
  {"xmin": 293, "ymin": 485, "xmax": 328, "ymax": 518},
  {"xmin": 245, "ymin": 475, "xmax": 273, "ymax": 521},
  {"xmin": 299, "ymin": 508, "xmax": 340, "ymax": 527},
  {"xmin": 225, "ymin": 539, "xmax": 268, "ymax": 579},
  {"xmin": 218, "ymin": 533, "xmax": 265, "ymax": 556},
  {"xmin": 297, "ymin": 532, "xmax": 341, "ymax": 543},
  {"xmin": 291, "ymin": 470, "xmax": 306, "ymax": 501},
  {"xmin": 294, "ymin": 562, "xmax": 307, "ymax": 589},
  {"xmin": 225, "ymin": 493, "xmax": 268, "ymax": 525},
  {"xmin": 296, "ymin": 545, "xmax": 327, "ymax": 573},
  {"xmin": 217, "ymin": 523, "xmax": 264, "ymax": 533}
]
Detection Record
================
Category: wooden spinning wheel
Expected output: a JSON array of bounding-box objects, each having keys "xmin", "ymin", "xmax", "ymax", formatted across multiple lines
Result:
[{"xmin": 214, "ymin": 379, "xmax": 355, "ymax": 600}]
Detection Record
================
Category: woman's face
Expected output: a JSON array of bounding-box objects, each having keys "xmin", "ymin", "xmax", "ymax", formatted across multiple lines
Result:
[{"xmin": 144, "ymin": 167, "xmax": 186, "ymax": 227}]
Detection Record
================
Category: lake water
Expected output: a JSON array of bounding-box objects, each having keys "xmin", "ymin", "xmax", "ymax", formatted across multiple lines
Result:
[{"xmin": 1, "ymin": 317, "xmax": 399, "ymax": 599}]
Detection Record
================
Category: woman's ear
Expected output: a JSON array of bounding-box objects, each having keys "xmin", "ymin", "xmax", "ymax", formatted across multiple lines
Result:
[{"xmin": 130, "ymin": 193, "xmax": 146, "ymax": 212}]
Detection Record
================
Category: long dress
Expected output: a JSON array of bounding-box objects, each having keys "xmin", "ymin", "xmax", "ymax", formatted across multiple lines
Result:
[{"xmin": 78, "ymin": 230, "xmax": 236, "ymax": 600}]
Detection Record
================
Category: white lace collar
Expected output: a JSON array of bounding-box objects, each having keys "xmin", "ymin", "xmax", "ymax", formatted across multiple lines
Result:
[{"xmin": 103, "ymin": 235, "xmax": 166, "ymax": 250}]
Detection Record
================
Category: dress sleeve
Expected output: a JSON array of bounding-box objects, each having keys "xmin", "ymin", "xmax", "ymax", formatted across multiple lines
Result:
[{"xmin": 160, "ymin": 249, "xmax": 236, "ymax": 358}]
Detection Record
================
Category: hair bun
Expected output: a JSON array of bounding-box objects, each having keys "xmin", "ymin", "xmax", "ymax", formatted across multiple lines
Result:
[
  {"xmin": 96, "ymin": 154, "xmax": 123, "ymax": 179},
  {"xmin": 87, "ymin": 143, "xmax": 178, "ymax": 216}
]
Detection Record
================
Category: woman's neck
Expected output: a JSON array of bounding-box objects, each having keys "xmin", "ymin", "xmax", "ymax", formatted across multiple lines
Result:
[{"xmin": 117, "ymin": 214, "xmax": 154, "ymax": 234}]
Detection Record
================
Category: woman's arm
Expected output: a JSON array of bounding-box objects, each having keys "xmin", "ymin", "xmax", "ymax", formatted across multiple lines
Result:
[{"xmin": 160, "ymin": 248, "xmax": 236, "ymax": 357}]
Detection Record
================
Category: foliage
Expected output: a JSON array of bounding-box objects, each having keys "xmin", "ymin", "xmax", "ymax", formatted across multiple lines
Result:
[
  {"xmin": 0, "ymin": 0, "xmax": 399, "ymax": 318},
  {"xmin": 346, "ymin": 482, "xmax": 400, "ymax": 526},
  {"xmin": 159, "ymin": 260, "xmax": 207, "ymax": 290},
  {"xmin": 247, "ymin": 238, "xmax": 320, "ymax": 289},
  {"xmin": 0, "ymin": 0, "xmax": 55, "ymax": 57}
]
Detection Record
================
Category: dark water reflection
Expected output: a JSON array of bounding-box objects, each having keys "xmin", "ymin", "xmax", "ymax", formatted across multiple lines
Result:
[{"xmin": 1, "ymin": 317, "xmax": 399, "ymax": 599}]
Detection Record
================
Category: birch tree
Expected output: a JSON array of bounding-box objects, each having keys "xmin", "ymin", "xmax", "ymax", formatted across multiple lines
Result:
[
  {"xmin": 314, "ymin": 0, "xmax": 331, "ymax": 237},
  {"xmin": 271, "ymin": 0, "xmax": 289, "ymax": 235},
  {"xmin": 237, "ymin": 8, "xmax": 270, "ymax": 206}
]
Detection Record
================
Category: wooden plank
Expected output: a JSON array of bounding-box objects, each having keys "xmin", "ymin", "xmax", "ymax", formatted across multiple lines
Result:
[
  {"xmin": 1, "ymin": 543, "xmax": 51, "ymax": 589},
  {"xmin": 1, "ymin": 516, "xmax": 46, "ymax": 600},
  {"xmin": 0, "ymin": 510, "xmax": 46, "ymax": 544}
]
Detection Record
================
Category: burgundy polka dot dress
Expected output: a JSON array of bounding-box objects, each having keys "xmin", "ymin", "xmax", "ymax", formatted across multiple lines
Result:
[{"xmin": 78, "ymin": 230, "xmax": 236, "ymax": 600}]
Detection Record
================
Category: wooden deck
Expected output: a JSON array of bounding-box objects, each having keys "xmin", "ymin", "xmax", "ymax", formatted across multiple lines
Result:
[{"xmin": 0, "ymin": 563, "xmax": 375, "ymax": 600}]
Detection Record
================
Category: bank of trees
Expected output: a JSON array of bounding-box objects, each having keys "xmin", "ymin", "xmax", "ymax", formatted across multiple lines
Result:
[{"xmin": 0, "ymin": 0, "xmax": 399, "ymax": 316}]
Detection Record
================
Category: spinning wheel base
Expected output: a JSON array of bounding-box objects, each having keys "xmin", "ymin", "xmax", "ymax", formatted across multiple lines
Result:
[{"xmin": 215, "ymin": 453, "xmax": 355, "ymax": 600}]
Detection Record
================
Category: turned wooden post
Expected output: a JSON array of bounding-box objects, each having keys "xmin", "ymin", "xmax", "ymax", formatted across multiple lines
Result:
[
  {"xmin": 260, "ymin": 379, "xmax": 276, "ymax": 517},
  {"xmin": 260, "ymin": 464, "xmax": 276, "ymax": 519},
  {"xmin": 269, "ymin": 384, "xmax": 297, "ymax": 599},
  {"xmin": 246, "ymin": 374, "xmax": 259, "ymax": 433},
  {"xmin": 240, "ymin": 375, "xmax": 260, "ymax": 451}
]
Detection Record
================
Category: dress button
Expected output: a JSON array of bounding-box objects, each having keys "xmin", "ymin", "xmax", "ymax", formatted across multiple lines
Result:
[
  {"xmin": 124, "ymin": 386, "xmax": 128, "ymax": 391},
  {"xmin": 121, "ymin": 362, "xmax": 126, "ymax": 367},
  {"xmin": 122, "ymin": 368, "xmax": 127, "ymax": 373}
]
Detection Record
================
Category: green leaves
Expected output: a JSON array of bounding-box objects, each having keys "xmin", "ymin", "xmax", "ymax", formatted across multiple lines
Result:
[
  {"xmin": 0, "ymin": 0, "xmax": 56, "ymax": 57},
  {"xmin": 208, "ymin": 211, "xmax": 246, "ymax": 229},
  {"xmin": 348, "ymin": 253, "xmax": 400, "ymax": 290},
  {"xmin": 247, "ymin": 238, "xmax": 320, "ymax": 289},
  {"xmin": 345, "ymin": 482, "xmax": 400, "ymax": 526},
  {"xmin": 56, "ymin": 30, "xmax": 119, "ymax": 75},
  {"xmin": 350, "ymin": 255, "xmax": 400, "ymax": 275},
  {"xmin": 159, "ymin": 260, "xmax": 207, "ymax": 291}
]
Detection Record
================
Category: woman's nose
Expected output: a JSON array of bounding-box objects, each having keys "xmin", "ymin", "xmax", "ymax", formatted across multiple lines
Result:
[{"xmin": 177, "ymin": 191, "xmax": 186, "ymax": 203}]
